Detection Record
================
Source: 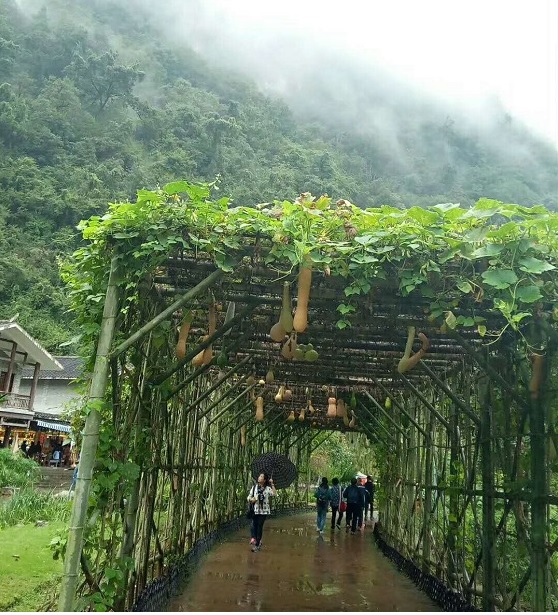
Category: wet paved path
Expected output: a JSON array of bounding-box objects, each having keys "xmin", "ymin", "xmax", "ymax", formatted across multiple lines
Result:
[{"xmin": 169, "ymin": 513, "xmax": 439, "ymax": 611}]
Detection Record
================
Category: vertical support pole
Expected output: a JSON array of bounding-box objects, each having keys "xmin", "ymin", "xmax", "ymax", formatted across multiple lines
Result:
[
  {"xmin": 448, "ymin": 400, "xmax": 459, "ymax": 589},
  {"xmin": 530, "ymin": 393, "xmax": 548, "ymax": 610},
  {"xmin": 480, "ymin": 375, "xmax": 495, "ymax": 611},
  {"xmin": 59, "ymin": 256, "xmax": 121, "ymax": 612},
  {"xmin": 422, "ymin": 404, "xmax": 434, "ymax": 574},
  {"xmin": 28, "ymin": 362, "xmax": 41, "ymax": 410}
]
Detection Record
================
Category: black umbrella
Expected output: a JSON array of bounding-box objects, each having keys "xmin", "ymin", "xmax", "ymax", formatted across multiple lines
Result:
[{"xmin": 251, "ymin": 452, "xmax": 298, "ymax": 489}]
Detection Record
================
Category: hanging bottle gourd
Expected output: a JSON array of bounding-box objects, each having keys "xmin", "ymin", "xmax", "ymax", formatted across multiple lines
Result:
[
  {"xmin": 275, "ymin": 385, "xmax": 285, "ymax": 403},
  {"xmin": 349, "ymin": 415, "xmax": 356, "ymax": 428},
  {"xmin": 298, "ymin": 406, "xmax": 306, "ymax": 421},
  {"xmin": 265, "ymin": 368, "xmax": 275, "ymax": 384},
  {"xmin": 293, "ymin": 258, "xmax": 312, "ymax": 333},
  {"xmin": 327, "ymin": 396, "xmax": 337, "ymax": 418},
  {"xmin": 240, "ymin": 424, "xmax": 246, "ymax": 447},
  {"xmin": 343, "ymin": 410, "xmax": 350, "ymax": 427},
  {"xmin": 336, "ymin": 398, "xmax": 345, "ymax": 418},
  {"xmin": 175, "ymin": 311, "xmax": 193, "ymax": 359},
  {"xmin": 286, "ymin": 410, "xmax": 295, "ymax": 423},
  {"xmin": 283, "ymin": 388, "xmax": 293, "ymax": 401},
  {"xmin": 255, "ymin": 396, "xmax": 264, "ymax": 422}
]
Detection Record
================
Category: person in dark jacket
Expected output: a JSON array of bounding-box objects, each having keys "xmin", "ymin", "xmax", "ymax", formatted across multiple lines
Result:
[
  {"xmin": 343, "ymin": 478, "xmax": 364, "ymax": 534},
  {"xmin": 329, "ymin": 477, "xmax": 343, "ymax": 530}
]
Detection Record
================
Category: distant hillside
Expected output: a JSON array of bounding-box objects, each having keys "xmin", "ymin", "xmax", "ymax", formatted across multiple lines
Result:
[{"xmin": 0, "ymin": 0, "xmax": 556, "ymax": 349}]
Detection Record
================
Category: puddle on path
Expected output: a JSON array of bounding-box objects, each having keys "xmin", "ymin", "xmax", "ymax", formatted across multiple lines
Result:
[{"xmin": 169, "ymin": 513, "xmax": 440, "ymax": 612}]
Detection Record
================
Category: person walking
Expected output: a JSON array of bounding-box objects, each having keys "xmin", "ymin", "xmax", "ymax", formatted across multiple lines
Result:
[
  {"xmin": 357, "ymin": 477, "xmax": 370, "ymax": 531},
  {"xmin": 329, "ymin": 477, "xmax": 343, "ymax": 530},
  {"xmin": 343, "ymin": 478, "xmax": 364, "ymax": 534},
  {"xmin": 247, "ymin": 473, "xmax": 276, "ymax": 552},
  {"xmin": 314, "ymin": 477, "xmax": 330, "ymax": 533}
]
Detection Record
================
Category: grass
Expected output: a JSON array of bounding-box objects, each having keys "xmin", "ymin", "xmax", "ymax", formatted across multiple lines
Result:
[
  {"xmin": 0, "ymin": 521, "xmax": 66, "ymax": 611},
  {"xmin": 0, "ymin": 488, "xmax": 72, "ymax": 528}
]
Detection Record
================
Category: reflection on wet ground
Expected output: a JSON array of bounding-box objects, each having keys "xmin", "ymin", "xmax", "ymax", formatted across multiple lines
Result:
[{"xmin": 169, "ymin": 513, "xmax": 439, "ymax": 611}]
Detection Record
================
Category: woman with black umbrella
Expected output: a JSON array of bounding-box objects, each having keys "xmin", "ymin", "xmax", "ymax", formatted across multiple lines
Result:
[{"xmin": 248, "ymin": 473, "xmax": 277, "ymax": 552}]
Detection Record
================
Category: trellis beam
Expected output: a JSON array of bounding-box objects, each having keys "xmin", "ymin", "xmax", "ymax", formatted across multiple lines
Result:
[{"xmin": 111, "ymin": 268, "xmax": 223, "ymax": 358}]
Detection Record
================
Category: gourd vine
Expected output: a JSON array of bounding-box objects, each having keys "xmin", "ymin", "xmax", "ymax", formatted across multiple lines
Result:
[{"xmin": 62, "ymin": 180, "xmax": 558, "ymax": 355}]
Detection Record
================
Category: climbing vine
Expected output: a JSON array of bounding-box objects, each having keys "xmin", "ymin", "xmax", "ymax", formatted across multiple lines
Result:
[{"xmin": 63, "ymin": 180, "xmax": 558, "ymax": 352}]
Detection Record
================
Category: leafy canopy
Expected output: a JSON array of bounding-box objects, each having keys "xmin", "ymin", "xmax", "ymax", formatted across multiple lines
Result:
[{"xmin": 64, "ymin": 181, "xmax": 558, "ymax": 345}]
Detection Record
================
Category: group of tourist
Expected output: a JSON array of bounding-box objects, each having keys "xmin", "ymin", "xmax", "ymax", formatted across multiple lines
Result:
[
  {"xmin": 314, "ymin": 473, "xmax": 375, "ymax": 534},
  {"xmin": 245, "ymin": 471, "xmax": 376, "ymax": 553}
]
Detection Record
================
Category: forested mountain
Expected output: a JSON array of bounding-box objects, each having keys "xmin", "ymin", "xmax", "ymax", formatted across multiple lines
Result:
[{"xmin": 1, "ymin": 0, "xmax": 557, "ymax": 350}]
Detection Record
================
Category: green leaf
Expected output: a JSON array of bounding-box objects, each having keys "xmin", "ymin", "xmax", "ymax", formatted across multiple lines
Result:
[
  {"xmin": 518, "ymin": 256, "xmax": 555, "ymax": 274},
  {"xmin": 477, "ymin": 324, "xmax": 487, "ymax": 337},
  {"xmin": 456, "ymin": 280, "xmax": 473, "ymax": 293},
  {"xmin": 163, "ymin": 181, "xmax": 191, "ymax": 195},
  {"xmin": 471, "ymin": 244, "xmax": 504, "ymax": 258},
  {"xmin": 515, "ymin": 285, "xmax": 543, "ymax": 303},
  {"xmin": 445, "ymin": 311, "xmax": 457, "ymax": 329},
  {"xmin": 481, "ymin": 269, "xmax": 518, "ymax": 289}
]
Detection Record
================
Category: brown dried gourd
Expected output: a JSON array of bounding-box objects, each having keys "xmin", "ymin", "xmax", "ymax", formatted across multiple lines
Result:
[
  {"xmin": 327, "ymin": 397, "xmax": 337, "ymax": 418},
  {"xmin": 175, "ymin": 311, "xmax": 193, "ymax": 360}
]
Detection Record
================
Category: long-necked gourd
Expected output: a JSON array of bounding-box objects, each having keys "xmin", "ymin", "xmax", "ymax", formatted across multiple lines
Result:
[
  {"xmin": 240, "ymin": 424, "xmax": 246, "ymax": 447},
  {"xmin": 192, "ymin": 335, "xmax": 209, "ymax": 367},
  {"xmin": 286, "ymin": 410, "xmax": 295, "ymax": 423},
  {"xmin": 176, "ymin": 311, "xmax": 193, "ymax": 360},
  {"xmin": 349, "ymin": 415, "xmax": 356, "ymax": 428},
  {"xmin": 397, "ymin": 326, "xmax": 430, "ymax": 374},
  {"xmin": 279, "ymin": 281, "xmax": 294, "ymax": 333},
  {"xmin": 293, "ymin": 260, "xmax": 313, "ymax": 333},
  {"xmin": 255, "ymin": 396, "xmax": 264, "ymax": 421},
  {"xmin": 327, "ymin": 397, "xmax": 337, "ymax": 418},
  {"xmin": 298, "ymin": 407, "xmax": 305, "ymax": 421}
]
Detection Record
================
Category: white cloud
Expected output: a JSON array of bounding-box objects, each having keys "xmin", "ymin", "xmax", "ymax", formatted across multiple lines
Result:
[{"xmin": 170, "ymin": 0, "xmax": 558, "ymax": 148}]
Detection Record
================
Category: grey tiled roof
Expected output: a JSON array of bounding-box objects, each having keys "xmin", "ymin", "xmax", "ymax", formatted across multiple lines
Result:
[{"xmin": 21, "ymin": 356, "xmax": 84, "ymax": 380}]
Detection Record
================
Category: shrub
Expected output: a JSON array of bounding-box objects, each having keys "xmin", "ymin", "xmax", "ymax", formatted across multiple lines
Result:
[
  {"xmin": 0, "ymin": 488, "xmax": 71, "ymax": 528},
  {"xmin": 0, "ymin": 449, "xmax": 39, "ymax": 489}
]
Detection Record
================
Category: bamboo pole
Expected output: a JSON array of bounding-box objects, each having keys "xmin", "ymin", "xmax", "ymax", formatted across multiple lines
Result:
[
  {"xmin": 479, "ymin": 375, "xmax": 496, "ymax": 611},
  {"xmin": 59, "ymin": 257, "xmax": 121, "ymax": 612},
  {"xmin": 110, "ymin": 268, "xmax": 223, "ymax": 358},
  {"xmin": 362, "ymin": 392, "xmax": 409, "ymax": 438}
]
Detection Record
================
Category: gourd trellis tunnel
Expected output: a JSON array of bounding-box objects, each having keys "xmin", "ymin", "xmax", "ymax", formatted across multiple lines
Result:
[{"xmin": 59, "ymin": 183, "xmax": 558, "ymax": 612}]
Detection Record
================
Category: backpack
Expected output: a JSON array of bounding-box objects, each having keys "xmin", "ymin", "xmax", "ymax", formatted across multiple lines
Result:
[{"xmin": 346, "ymin": 486, "xmax": 359, "ymax": 505}]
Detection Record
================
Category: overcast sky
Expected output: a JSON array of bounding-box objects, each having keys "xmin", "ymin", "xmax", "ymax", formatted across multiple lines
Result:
[{"xmin": 171, "ymin": 0, "xmax": 558, "ymax": 149}]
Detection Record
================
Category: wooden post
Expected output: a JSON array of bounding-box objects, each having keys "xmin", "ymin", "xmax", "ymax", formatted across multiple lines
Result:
[
  {"xmin": 28, "ymin": 362, "xmax": 41, "ymax": 410},
  {"xmin": 59, "ymin": 256, "xmax": 121, "ymax": 612},
  {"xmin": 3, "ymin": 341, "xmax": 17, "ymax": 392}
]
